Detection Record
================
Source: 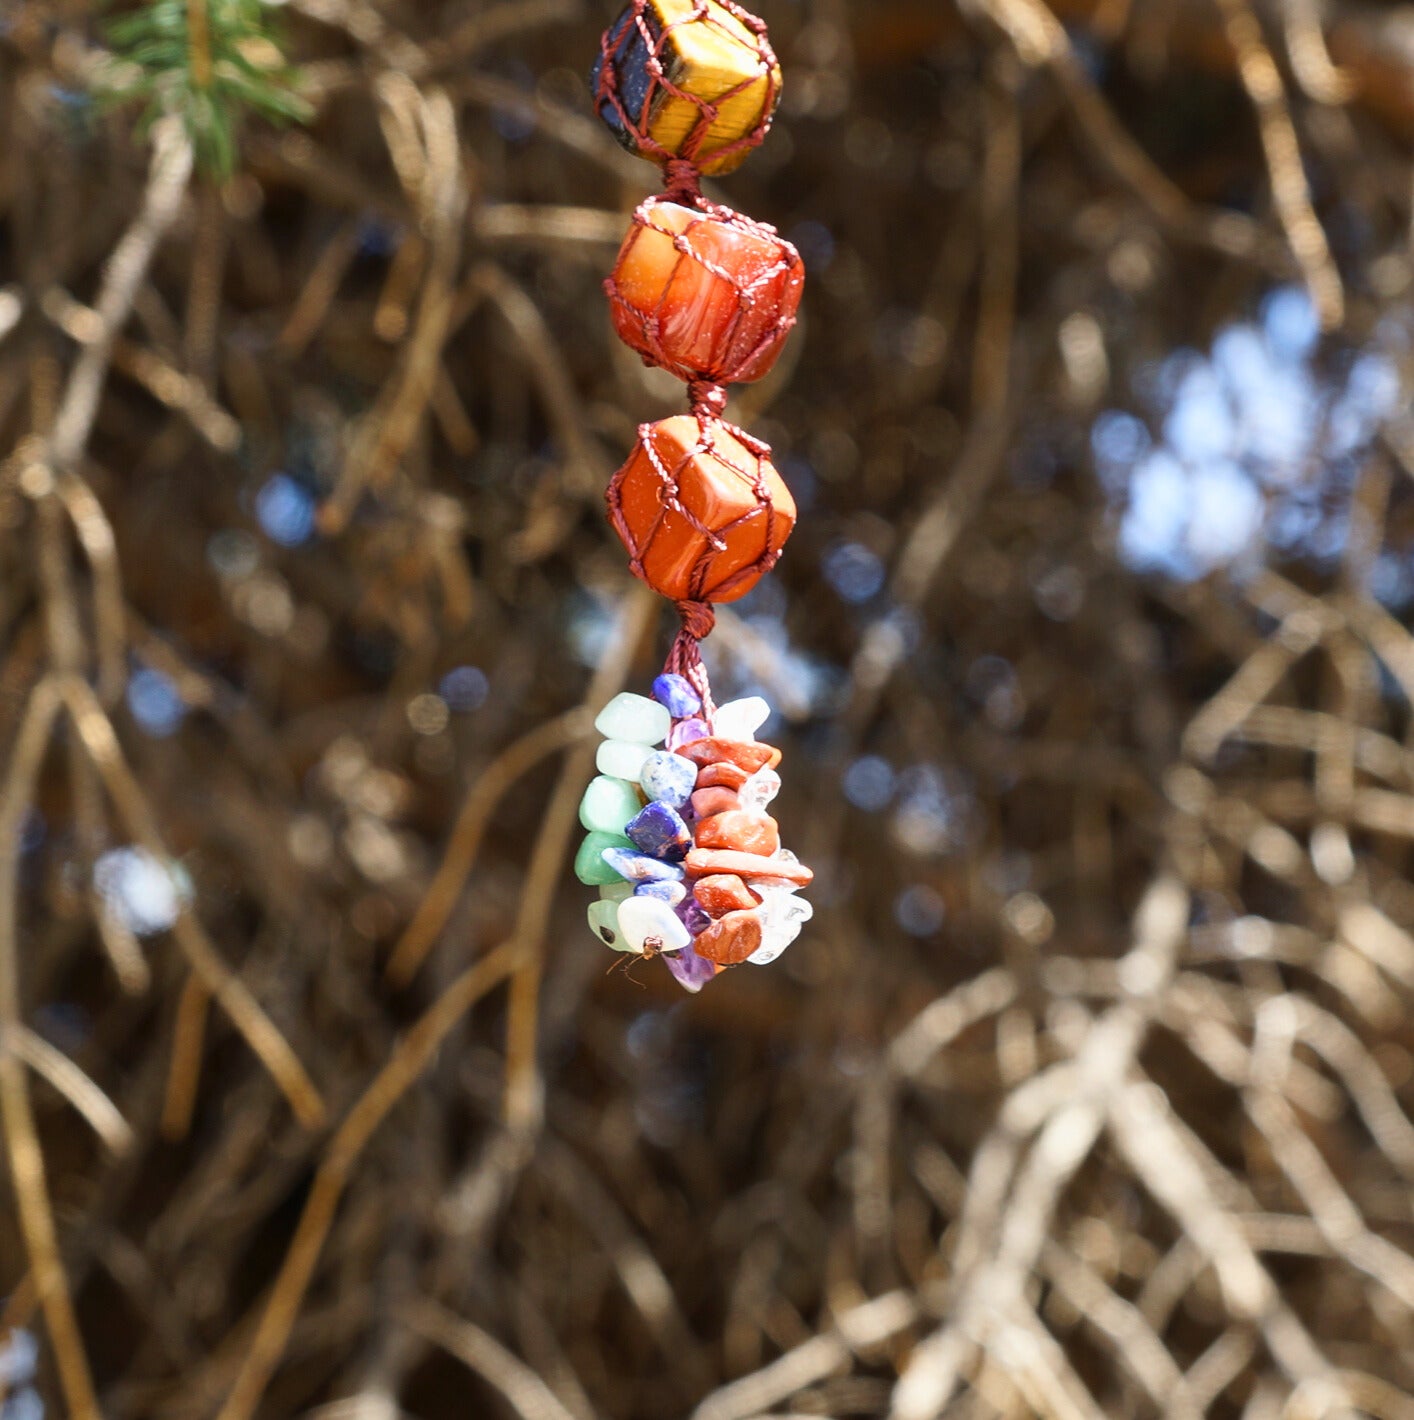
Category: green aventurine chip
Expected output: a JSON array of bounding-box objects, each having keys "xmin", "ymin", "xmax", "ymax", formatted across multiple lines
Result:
[
  {"xmin": 578, "ymin": 775, "xmax": 643, "ymax": 835},
  {"xmin": 575, "ymin": 830, "xmax": 634, "ymax": 886}
]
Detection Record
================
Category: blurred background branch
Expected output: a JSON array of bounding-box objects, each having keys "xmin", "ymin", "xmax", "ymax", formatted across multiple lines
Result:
[{"xmin": 3, "ymin": 0, "xmax": 1414, "ymax": 1417}]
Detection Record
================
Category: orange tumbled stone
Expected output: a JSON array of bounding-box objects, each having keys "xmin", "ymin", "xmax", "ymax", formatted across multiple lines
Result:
[
  {"xmin": 690, "ymin": 786, "xmax": 740, "ymax": 818},
  {"xmin": 607, "ymin": 199, "xmax": 804, "ymax": 384},
  {"xmin": 605, "ymin": 415, "xmax": 796, "ymax": 604},
  {"xmin": 685, "ymin": 847, "xmax": 814, "ymax": 886},
  {"xmin": 678, "ymin": 737, "xmax": 780, "ymax": 772},
  {"xmin": 695, "ymin": 810, "xmax": 780, "ymax": 856},
  {"xmin": 696, "ymin": 762, "xmax": 749, "ymax": 790},
  {"xmin": 693, "ymin": 907, "xmax": 764, "ymax": 964},
  {"xmin": 693, "ymin": 873, "xmax": 759, "ymax": 916}
]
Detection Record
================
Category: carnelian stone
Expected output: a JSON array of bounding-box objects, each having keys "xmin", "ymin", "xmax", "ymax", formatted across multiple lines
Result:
[
  {"xmin": 678, "ymin": 737, "xmax": 780, "ymax": 772},
  {"xmin": 693, "ymin": 907, "xmax": 764, "ymax": 964},
  {"xmin": 693, "ymin": 873, "xmax": 759, "ymax": 916},
  {"xmin": 696, "ymin": 762, "xmax": 749, "ymax": 790},
  {"xmin": 695, "ymin": 811, "xmax": 780, "ymax": 856},
  {"xmin": 608, "ymin": 200, "xmax": 803, "ymax": 384},
  {"xmin": 685, "ymin": 847, "xmax": 814, "ymax": 886},
  {"xmin": 690, "ymin": 786, "xmax": 741, "ymax": 819},
  {"xmin": 605, "ymin": 415, "xmax": 796, "ymax": 604}
]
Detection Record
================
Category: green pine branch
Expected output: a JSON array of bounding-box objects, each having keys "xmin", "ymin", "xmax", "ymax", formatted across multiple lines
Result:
[{"xmin": 100, "ymin": 0, "xmax": 311, "ymax": 178}]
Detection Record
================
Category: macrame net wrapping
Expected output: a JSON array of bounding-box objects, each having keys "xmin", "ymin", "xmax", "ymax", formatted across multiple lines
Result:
[
  {"xmin": 606, "ymin": 411, "xmax": 795, "ymax": 718},
  {"xmin": 604, "ymin": 196, "xmax": 804, "ymax": 387},
  {"xmin": 592, "ymin": 0, "xmax": 781, "ymax": 188}
]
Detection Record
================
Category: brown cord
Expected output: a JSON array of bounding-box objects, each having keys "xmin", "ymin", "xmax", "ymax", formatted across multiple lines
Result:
[
  {"xmin": 687, "ymin": 380, "xmax": 727, "ymax": 418},
  {"xmin": 667, "ymin": 600, "xmax": 717, "ymax": 724}
]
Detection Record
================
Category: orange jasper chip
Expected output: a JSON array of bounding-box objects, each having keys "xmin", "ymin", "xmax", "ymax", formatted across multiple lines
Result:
[
  {"xmin": 695, "ymin": 810, "xmax": 780, "ymax": 856},
  {"xmin": 685, "ymin": 848, "xmax": 814, "ymax": 886},
  {"xmin": 677, "ymin": 737, "xmax": 780, "ymax": 772},
  {"xmin": 690, "ymin": 786, "xmax": 741, "ymax": 818},
  {"xmin": 693, "ymin": 907, "xmax": 764, "ymax": 965},
  {"xmin": 605, "ymin": 416, "xmax": 796, "ymax": 604},
  {"xmin": 696, "ymin": 762, "xmax": 749, "ymax": 790},
  {"xmin": 693, "ymin": 873, "xmax": 759, "ymax": 916}
]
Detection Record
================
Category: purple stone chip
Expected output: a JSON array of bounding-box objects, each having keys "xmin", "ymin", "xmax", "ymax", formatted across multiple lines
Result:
[
  {"xmin": 667, "ymin": 717, "xmax": 711, "ymax": 752},
  {"xmin": 652, "ymin": 673, "xmax": 702, "ymax": 719},
  {"xmin": 625, "ymin": 801, "xmax": 693, "ymax": 861},
  {"xmin": 678, "ymin": 899, "xmax": 712, "ymax": 936},
  {"xmin": 664, "ymin": 941, "xmax": 717, "ymax": 993}
]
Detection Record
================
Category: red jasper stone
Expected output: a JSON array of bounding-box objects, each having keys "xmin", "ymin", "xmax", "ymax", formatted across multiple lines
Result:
[
  {"xmin": 685, "ymin": 847, "xmax": 814, "ymax": 886},
  {"xmin": 678, "ymin": 737, "xmax": 780, "ymax": 772},
  {"xmin": 696, "ymin": 762, "xmax": 749, "ymax": 790},
  {"xmin": 607, "ymin": 199, "xmax": 803, "ymax": 384},
  {"xmin": 693, "ymin": 873, "xmax": 759, "ymax": 916},
  {"xmin": 605, "ymin": 415, "xmax": 796, "ymax": 604},
  {"xmin": 693, "ymin": 907, "xmax": 764, "ymax": 965},
  {"xmin": 690, "ymin": 786, "xmax": 740, "ymax": 819},
  {"xmin": 695, "ymin": 811, "xmax": 780, "ymax": 856}
]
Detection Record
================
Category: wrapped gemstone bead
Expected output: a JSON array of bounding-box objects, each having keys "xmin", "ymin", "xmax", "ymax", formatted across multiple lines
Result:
[
  {"xmin": 608, "ymin": 199, "xmax": 803, "ymax": 384},
  {"xmin": 606, "ymin": 415, "xmax": 796, "ymax": 604},
  {"xmin": 591, "ymin": 0, "xmax": 782, "ymax": 177}
]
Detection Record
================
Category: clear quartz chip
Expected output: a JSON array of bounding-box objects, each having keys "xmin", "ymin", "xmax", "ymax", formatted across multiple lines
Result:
[{"xmin": 712, "ymin": 695, "xmax": 771, "ymax": 742}]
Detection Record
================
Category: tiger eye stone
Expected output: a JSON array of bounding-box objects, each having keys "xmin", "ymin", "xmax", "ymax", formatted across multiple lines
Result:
[
  {"xmin": 692, "ymin": 906, "xmax": 764, "ymax": 964},
  {"xmin": 605, "ymin": 415, "xmax": 796, "ymax": 604},
  {"xmin": 609, "ymin": 199, "xmax": 803, "ymax": 384},
  {"xmin": 592, "ymin": 0, "xmax": 782, "ymax": 177},
  {"xmin": 695, "ymin": 810, "xmax": 780, "ymax": 856}
]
